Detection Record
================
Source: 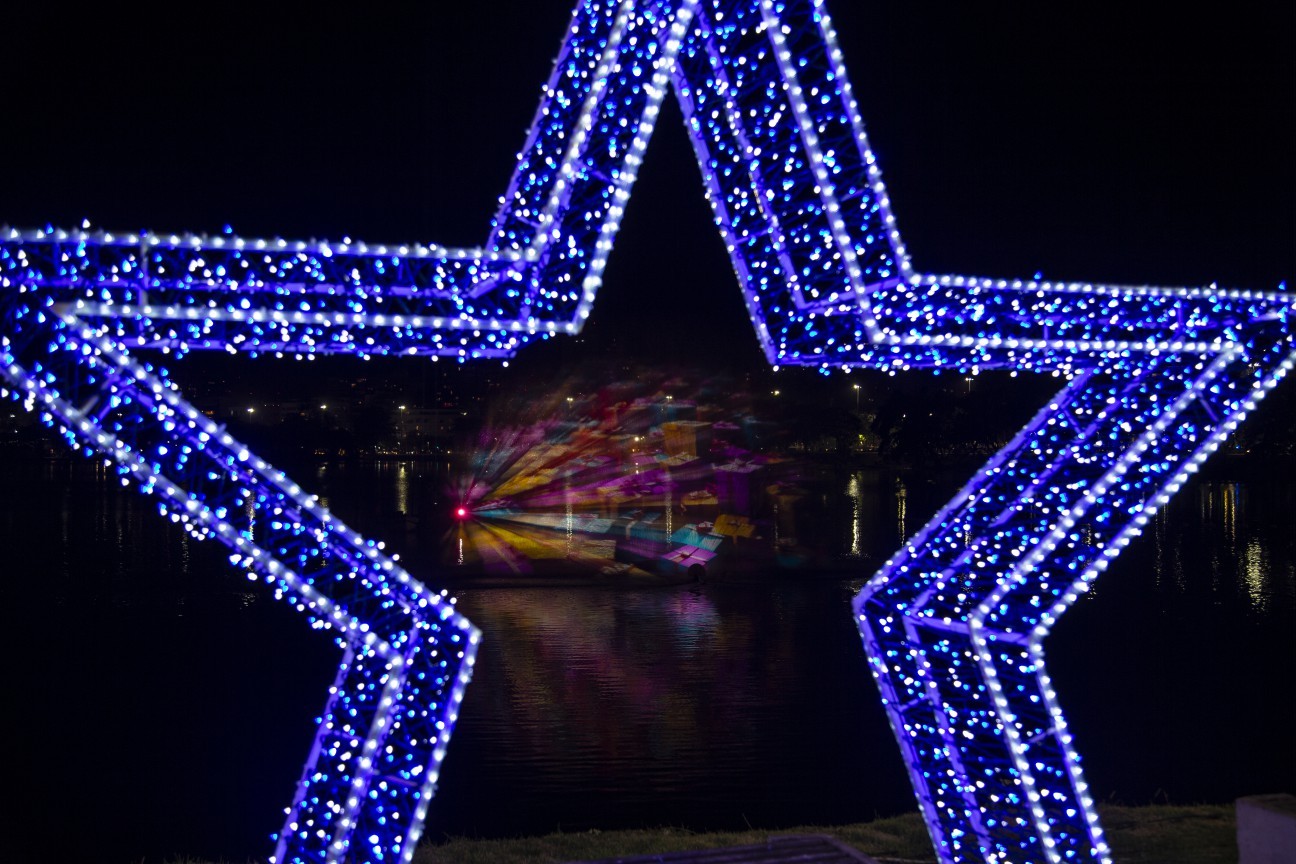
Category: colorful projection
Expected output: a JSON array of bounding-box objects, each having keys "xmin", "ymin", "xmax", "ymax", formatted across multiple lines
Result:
[
  {"xmin": 450, "ymin": 372, "xmax": 811, "ymax": 580},
  {"xmin": 2, "ymin": 0, "xmax": 1291, "ymax": 862}
]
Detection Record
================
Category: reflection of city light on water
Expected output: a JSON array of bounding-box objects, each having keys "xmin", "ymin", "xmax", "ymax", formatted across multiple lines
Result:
[
  {"xmin": 396, "ymin": 462, "xmax": 409, "ymax": 515},
  {"xmin": 1209, "ymin": 482, "xmax": 1241, "ymax": 594},
  {"xmin": 1151, "ymin": 501, "xmax": 1172, "ymax": 591},
  {"xmin": 1221, "ymin": 482, "xmax": 1238, "ymax": 547},
  {"xmin": 1158, "ymin": 481, "xmax": 1273, "ymax": 607},
  {"xmin": 847, "ymin": 473, "xmax": 861, "ymax": 557},
  {"xmin": 1243, "ymin": 538, "xmax": 1268, "ymax": 612},
  {"xmin": 1214, "ymin": 480, "xmax": 1270, "ymax": 613},
  {"xmin": 895, "ymin": 480, "xmax": 907, "ymax": 543}
]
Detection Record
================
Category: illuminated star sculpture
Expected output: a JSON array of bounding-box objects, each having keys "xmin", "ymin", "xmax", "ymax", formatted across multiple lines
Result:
[{"xmin": 2, "ymin": 1, "xmax": 1291, "ymax": 862}]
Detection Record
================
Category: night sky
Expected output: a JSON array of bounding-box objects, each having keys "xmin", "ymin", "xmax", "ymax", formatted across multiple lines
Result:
[{"xmin": 3, "ymin": 1, "xmax": 1291, "ymax": 374}]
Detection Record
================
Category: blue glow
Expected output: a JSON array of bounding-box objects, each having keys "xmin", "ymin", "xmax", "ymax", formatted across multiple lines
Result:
[{"xmin": 2, "ymin": 1, "xmax": 1292, "ymax": 862}]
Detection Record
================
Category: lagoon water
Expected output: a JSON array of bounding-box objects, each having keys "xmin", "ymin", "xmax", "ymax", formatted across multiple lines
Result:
[{"xmin": 4, "ymin": 451, "xmax": 1293, "ymax": 864}]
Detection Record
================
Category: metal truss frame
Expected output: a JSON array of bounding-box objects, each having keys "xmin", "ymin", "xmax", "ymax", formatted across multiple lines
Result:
[{"xmin": 3, "ymin": 1, "xmax": 1291, "ymax": 862}]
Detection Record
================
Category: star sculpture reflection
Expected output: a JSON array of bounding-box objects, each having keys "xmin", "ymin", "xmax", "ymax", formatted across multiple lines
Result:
[{"xmin": 2, "ymin": 1, "xmax": 1292, "ymax": 862}]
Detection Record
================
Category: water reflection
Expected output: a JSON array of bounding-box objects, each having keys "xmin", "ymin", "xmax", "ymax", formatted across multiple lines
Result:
[
  {"xmin": 12, "ymin": 453, "xmax": 1292, "ymax": 618},
  {"xmin": 396, "ymin": 462, "xmax": 409, "ymax": 515},
  {"xmin": 1244, "ymin": 538, "xmax": 1269, "ymax": 612},
  {"xmin": 4, "ymin": 450, "xmax": 1294, "ymax": 861},
  {"xmin": 434, "ymin": 581, "xmax": 898, "ymax": 837},
  {"xmin": 895, "ymin": 478, "xmax": 907, "ymax": 543},
  {"xmin": 846, "ymin": 474, "xmax": 861, "ymax": 557},
  {"xmin": 1141, "ymin": 478, "xmax": 1295, "ymax": 615},
  {"xmin": 1151, "ymin": 501, "xmax": 1175, "ymax": 593}
]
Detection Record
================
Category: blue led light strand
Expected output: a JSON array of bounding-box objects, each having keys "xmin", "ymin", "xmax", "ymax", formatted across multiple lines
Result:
[{"xmin": 2, "ymin": 1, "xmax": 1291, "ymax": 862}]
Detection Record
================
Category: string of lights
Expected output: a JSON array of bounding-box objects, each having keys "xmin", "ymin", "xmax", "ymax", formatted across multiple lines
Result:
[{"xmin": 2, "ymin": 0, "xmax": 1290, "ymax": 862}]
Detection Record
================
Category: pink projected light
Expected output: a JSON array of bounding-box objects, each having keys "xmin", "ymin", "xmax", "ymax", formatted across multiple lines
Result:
[{"xmin": 2, "ymin": 1, "xmax": 1291, "ymax": 862}]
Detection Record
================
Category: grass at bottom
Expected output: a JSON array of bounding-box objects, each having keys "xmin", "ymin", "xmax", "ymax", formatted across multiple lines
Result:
[{"xmin": 412, "ymin": 803, "xmax": 1238, "ymax": 864}]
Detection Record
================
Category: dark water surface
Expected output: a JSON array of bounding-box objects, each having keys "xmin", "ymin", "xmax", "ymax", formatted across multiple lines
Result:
[{"xmin": 4, "ymin": 452, "xmax": 1293, "ymax": 864}]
